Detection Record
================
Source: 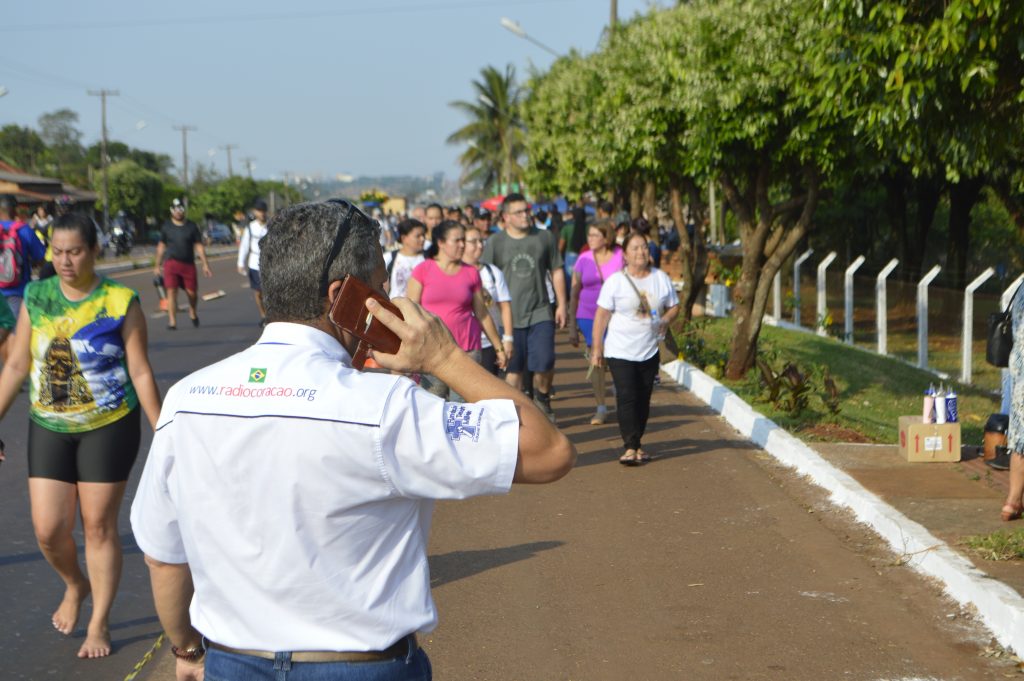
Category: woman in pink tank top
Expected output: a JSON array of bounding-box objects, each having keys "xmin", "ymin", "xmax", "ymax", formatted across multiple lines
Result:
[{"xmin": 408, "ymin": 221, "xmax": 505, "ymax": 400}]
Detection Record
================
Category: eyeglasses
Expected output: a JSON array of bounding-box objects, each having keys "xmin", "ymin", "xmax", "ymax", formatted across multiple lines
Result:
[
  {"xmin": 465, "ymin": 238, "xmax": 483, "ymax": 245},
  {"xmin": 506, "ymin": 208, "xmax": 530, "ymax": 217},
  {"xmin": 319, "ymin": 199, "xmax": 359, "ymax": 297}
]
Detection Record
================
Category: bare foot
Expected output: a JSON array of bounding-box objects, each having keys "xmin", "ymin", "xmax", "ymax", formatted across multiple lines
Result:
[
  {"xmin": 52, "ymin": 581, "xmax": 90, "ymax": 635},
  {"xmin": 77, "ymin": 624, "xmax": 111, "ymax": 659}
]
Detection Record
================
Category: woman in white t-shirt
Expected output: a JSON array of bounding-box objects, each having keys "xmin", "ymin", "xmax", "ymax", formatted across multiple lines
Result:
[
  {"xmin": 591, "ymin": 232, "xmax": 680, "ymax": 465},
  {"xmin": 383, "ymin": 219, "xmax": 426, "ymax": 298},
  {"xmin": 463, "ymin": 225, "xmax": 514, "ymax": 375}
]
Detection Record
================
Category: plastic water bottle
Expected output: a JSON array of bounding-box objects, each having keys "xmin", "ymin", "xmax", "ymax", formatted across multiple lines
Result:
[
  {"xmin": 935, "ymin": 387, "xmax": 947, "ymax": 424},
  {"xmin": 650, "ymin": 308, "xmax": 665, "ymax": 341}
]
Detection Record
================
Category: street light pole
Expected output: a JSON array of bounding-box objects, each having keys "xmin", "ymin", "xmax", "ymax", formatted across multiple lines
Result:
[
  {"xmin": 88, "ymin": 88, "xmax": 119, "ymax": 234},
  {"xmin": 500, "ymin": 17, "xmax": 561, "ymax": 57}
]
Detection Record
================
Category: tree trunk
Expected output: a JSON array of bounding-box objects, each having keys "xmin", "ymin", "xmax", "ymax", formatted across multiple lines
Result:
[
  {"xmin": 722, "ymin": 167, "xmax": 820, "ymax": 379},
  {"xmin": 946, "ymin": 177, "xmax": 983, "ymax": 290},
  {"xmin": 669, "ymin": 176, "xmax": 708, "ymax": 322},
  {"xmin": 643, "ymin": 180, "xmax": 658, "ymax": 228},
  {"xmin": 906, "ymin": 176, "xmax": 942, "ymax": 282},
  {"xmin": 886, "ymin": 171, "xmax": 910, "ymax": 281},
  {"xmin": 629, "ymin": 185, "xmax": 642, "ymax": 219}
]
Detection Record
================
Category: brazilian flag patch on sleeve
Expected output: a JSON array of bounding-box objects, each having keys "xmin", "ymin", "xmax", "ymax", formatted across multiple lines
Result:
[{"xmin": 248, "ymin": 368, "xmax": 267, "ymax": 383}]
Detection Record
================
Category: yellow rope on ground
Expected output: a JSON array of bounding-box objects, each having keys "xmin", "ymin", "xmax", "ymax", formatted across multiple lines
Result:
[{"xmin": 123, "ymin": 633, "xmax": 165, "ymax": 681}]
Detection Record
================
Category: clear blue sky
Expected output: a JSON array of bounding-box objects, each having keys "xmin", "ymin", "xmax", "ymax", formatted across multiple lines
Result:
[{"xmin": 4, "ymin": 0, "xmax": 662, "ymax": 182}]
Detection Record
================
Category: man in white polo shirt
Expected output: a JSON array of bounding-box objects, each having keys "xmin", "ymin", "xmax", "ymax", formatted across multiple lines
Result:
[{"xmin": 130, "ymin": 199, "xmax": 575, "ymax": 681}]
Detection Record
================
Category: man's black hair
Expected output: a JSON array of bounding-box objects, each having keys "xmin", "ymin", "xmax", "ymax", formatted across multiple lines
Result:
[{"xmin": 501, "ymin": 193, "xmax": 527, "ymax": 213}]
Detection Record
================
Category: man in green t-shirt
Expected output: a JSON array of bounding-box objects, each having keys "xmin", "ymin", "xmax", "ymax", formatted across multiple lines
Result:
[{"xmin": 482, "ymin": 193, "xmax": 566, "ymax": 420}]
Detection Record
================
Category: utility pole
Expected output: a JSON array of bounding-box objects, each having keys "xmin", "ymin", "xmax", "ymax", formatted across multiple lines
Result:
[
  {"xmin": 173, "ymin": 124, "xmax": 197, "ymax": 199},
  {"xmin": 87, "ymin": 89, "xmax": 119, "ymax": 233},
  {"xmin": 220, "ymin": 144, "xmax": 239, "ymax": 177},
  {"xmin": 610, "ymin": 0, "xmax": 618, "ymax": 29},
  {"xmin": 242, "ymin": 157, "xmax": 255, "ymax": 179}
]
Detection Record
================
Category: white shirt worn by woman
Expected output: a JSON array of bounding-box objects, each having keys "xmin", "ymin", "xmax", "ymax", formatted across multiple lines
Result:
[
  {"xmin": 596, "ymin": 268, "xmax": 679, "ymax": 362},
  {"xmin": 385, "ymin": 251, "xmax": 425, "ymax": 299},
  {"xmin": 477, "ymin": 262, "xmax": 511, "ymax": 349}
]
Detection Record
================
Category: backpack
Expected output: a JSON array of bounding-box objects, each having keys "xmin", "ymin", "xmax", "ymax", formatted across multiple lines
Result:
[{"xmin": 0, "ymin": 222, "xmax": 26, "ymax": 289}]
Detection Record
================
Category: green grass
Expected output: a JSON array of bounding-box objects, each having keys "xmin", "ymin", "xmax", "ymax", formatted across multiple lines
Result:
[
  {"xmin": 963, "ymin": 530, "xmax": 1024, "ymax": 561},
  {"xmin": 674, "ymin": 317, "xmax": 999, "ymax": 445}
]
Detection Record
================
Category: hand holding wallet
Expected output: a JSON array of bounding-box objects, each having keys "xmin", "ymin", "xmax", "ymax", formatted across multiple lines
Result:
[{"xmin": 328, "ymin": 276, "xmax": 403, "ymax": 369}]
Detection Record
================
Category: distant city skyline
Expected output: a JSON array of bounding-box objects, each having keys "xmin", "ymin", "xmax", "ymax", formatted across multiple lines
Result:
[{"xmin": 4, "ymin": 0, "xmax": 663, "ymax": 183}]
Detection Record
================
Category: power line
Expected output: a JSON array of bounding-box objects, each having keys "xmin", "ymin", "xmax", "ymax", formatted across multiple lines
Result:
[{"xmin": 1, "ymin": 0, "xmax": 573, "ymax": 33}]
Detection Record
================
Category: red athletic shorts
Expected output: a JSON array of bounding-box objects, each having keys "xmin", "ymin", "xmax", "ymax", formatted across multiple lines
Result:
[{"xmin": 163, "ymin": 259, "xmax": 198, "ymax": 291}]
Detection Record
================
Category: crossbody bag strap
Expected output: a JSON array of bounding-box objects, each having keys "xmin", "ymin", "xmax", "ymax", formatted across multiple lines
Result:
[{"xmin": 622, "ymin": 271, "xmax": 651, "ymax": 316}]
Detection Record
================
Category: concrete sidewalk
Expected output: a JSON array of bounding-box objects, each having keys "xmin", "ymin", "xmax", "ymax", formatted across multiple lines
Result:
[{"xmin": 665, "ymin": 358, "xmax": 1024, "ymax": 656}]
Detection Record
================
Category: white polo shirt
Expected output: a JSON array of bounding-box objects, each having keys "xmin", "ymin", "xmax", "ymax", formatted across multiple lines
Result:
[{"xmin": 130, "ymin": 323, "xmax": 519, "ymax": 652}]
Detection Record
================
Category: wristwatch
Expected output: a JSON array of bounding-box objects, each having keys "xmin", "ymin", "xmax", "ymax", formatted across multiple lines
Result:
[{"xmin": 171, "ymin": 644, "xmax": 205, "ymax": 663}]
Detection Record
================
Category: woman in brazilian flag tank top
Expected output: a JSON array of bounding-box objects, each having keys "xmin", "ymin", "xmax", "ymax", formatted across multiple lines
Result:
[{"xmin": 0, "ymin": 213, "xmax": 162, "ymax": 659}]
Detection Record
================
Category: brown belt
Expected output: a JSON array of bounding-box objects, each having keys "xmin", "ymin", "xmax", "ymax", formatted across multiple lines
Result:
[{"xmin": 207, "ymin": 634, "xmax": 415, "ymax": 663}]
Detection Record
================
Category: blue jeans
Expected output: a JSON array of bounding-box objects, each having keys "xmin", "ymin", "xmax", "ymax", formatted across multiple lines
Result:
[{"xmin": 204, "ymin": 637, "xmax": 431, "ymax": 681}]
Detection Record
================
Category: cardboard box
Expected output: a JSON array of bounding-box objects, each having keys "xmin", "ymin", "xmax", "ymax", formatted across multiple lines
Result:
[{"xmin": 898, "ymin": 416, "xmax": 961, "ymax": 462}]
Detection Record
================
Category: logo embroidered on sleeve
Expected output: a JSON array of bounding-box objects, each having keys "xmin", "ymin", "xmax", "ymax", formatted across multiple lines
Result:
[
  {"xmin": 248, "ymin": 368, "xmax": 267, "ymax": 383},
  {"xmin": 445, "ymin": 404, "xmax": 484, "ymax": 442}
]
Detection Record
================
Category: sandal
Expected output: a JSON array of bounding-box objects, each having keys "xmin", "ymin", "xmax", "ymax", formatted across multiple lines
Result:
[
  {"xmin": 1002, "ymin": 504, "xmax": 1023, "ymax": 522},
  {"xmin": 619, "ymin": 450, "xmax": 642, "ymax": 466},
  {"xmin": 637, "ymin": 449, "xmax": 652, "ymax": 463}
]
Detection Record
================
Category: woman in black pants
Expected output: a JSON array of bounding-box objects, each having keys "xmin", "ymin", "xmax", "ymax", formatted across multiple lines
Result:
[{"xmin": 590, "ymin": 232, "xmax": 680, "ymax": 465}]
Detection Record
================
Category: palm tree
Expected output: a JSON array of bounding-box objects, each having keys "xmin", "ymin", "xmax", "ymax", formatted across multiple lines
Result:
[{"xmin": 447, "ymin": 64, "xmax": 526, "ymax": 195}]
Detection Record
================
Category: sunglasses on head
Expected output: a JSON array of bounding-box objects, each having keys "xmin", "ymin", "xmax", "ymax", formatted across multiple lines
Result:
[{"xmin": 319, "ymin": 199, "xmax": 362, "ymax": 297}]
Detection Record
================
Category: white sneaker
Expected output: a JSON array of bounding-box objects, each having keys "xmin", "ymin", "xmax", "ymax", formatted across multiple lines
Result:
[{"xmin": 590, "ymin": 406, "xmax": 608, "ymax": 425}]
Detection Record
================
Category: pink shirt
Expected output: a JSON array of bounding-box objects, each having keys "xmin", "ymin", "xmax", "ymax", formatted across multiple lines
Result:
[
  {"xmin": 574, "ymin": 248, "xmax": 624, "ymax": 320},
  {"xmin": 411, "ymin": 259, "xmax": 483, "ymax": 351}
]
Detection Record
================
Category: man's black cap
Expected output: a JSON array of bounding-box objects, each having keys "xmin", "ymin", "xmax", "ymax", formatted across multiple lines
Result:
[{"xmin": 252, "ymin": 199, "xmax": 268, "ymax": 212}]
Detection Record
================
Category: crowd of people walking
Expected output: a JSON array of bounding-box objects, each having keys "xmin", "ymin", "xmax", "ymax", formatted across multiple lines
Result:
[{"xmin": 0, "ymin": 188, "xmax": 682, "ymax": 676}]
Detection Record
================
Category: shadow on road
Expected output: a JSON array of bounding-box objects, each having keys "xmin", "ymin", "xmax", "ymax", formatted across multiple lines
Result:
[{"xmin": 429, "ymin": 541, "xmax": 563, "ymax": 588}]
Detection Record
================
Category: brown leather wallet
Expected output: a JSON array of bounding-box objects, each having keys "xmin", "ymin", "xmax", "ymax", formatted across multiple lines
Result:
[{"xmin": 328, "ymin": 276, "xmax": 403, "ymax": 369}]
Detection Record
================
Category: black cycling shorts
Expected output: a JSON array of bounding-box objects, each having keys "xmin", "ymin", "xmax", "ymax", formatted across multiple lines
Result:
[{"xmin": 28, "ymin": 408, "xmax": 141, "ymax": 483}]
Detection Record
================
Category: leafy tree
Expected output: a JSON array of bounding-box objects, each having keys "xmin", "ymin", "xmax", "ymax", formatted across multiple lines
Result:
[
  {"xmin": 0, "ymin": 125, "xmax": 46, "ymax": 174},
  {"xmin": 448, "ymin": 64, "xmax": 526, "ymax": 194},
  {"xmin": 37, "ymin": 108, "xmax": 86, "ymax": 183},
  {"xmin": 676, "ymin": 0, "xmax": 832, "ymax": 378},
  {"xmin": 85, "ymin": 141, "xmax": 175, "ymax": 178},
  {"xmin": 97, "ymin": 160, "xmax": 165, "ymax": 223},
  {"xmin": 190, "ymin": 176, "xmax": 260, "ymax": 222},
  {"xmin": 812, "ymin": 0, "xmax": 1024, "ymax": 286},
  {"xmin": 523, "ymin": 10, "xmax": 711, "ymax": 320}
]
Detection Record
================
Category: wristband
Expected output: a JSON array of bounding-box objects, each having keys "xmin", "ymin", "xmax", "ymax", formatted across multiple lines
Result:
[{"xmin": 501, "ymin": 335, "xmax": 514, "ymax": 342}]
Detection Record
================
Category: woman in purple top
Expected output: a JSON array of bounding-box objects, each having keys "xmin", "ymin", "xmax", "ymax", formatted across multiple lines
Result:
[{"xmin": 568, "ymin": 219, "xmax": 623, "ymax": 424}]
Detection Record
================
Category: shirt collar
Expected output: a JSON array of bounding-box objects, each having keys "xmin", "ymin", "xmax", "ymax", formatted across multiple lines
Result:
[{"xmin": 256, "ymin": 322, "xmax": 351, "ymax": 365}]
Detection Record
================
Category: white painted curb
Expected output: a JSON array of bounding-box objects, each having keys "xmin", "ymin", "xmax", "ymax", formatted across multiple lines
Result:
[{"xmin": 662, "ymin": 359, "xmax": 1024, "ymax": 653}]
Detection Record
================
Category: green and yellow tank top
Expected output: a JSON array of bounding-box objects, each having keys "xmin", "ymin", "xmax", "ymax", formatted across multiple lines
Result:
[{"xmin": 25, "ymin": 276, "xmax": 140, "ymax": 433}]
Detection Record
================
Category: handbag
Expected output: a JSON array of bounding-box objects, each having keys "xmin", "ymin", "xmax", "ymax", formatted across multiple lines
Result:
[{"xmin": 987, "ymin": 283, "xmax": 1021, "ymax": 368}]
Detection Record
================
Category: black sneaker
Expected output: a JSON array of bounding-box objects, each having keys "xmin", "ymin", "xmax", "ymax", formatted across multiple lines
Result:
[{"xmin": 533, "ymin": 392, "xmax": 555, "ymax": 423}]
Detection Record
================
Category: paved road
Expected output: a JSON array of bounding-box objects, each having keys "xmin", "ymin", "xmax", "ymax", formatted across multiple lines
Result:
[
  {"xmin": 0, "ymin": 255, "xmax": 1017, "ymax": 680},
  {"xmin": 0, "ymin": 255, "xmax": 259, "ymax": 680}
]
